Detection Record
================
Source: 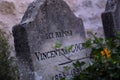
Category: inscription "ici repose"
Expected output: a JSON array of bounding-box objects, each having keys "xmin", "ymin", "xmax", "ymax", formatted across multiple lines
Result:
[{"xmin": 46, "ymin": 30, "xmax": 72, "ymax": 39}]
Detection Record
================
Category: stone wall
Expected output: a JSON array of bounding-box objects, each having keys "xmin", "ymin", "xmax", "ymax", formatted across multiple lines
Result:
[
  {"xmin": 0, "ymin": 0, "xmax": 107, "ymax": 56},
  {"xmin": 65, "ymin": 0, "xmax": 107, "ymax": 36},
  {"xmin": 0, "ymin": 0, "xmax": 34, "ymax": 56}
]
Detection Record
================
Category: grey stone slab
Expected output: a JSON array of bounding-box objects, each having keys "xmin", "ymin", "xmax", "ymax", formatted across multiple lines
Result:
[
  {"xmin": 102, "ymin": 0, "xmax": 120, "ymax": 39},
  {"xmin": 13, "ymin": 0, "xmax": 87, "ymax": 80}
]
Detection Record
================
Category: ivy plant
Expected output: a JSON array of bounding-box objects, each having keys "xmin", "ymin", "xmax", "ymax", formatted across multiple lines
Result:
[{"xmin": 0, "ymin": 29, "xmax": 18, "ymax": 80}]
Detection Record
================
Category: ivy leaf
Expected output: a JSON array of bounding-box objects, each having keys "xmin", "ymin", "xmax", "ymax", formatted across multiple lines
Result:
[
  {"xmin": 54, "ymin": 42, "xmax": 62, "ymax": 49},
  {"xmin": 73, "ymin": 61, "xmax": 85, "ymax": 68},
  {"xmin": 60, "ymin": 78, "xmax": 66, "ymax": 80},
  {"xmin": 116, "ymin": 32, "xmax": 120, "ymax": 39},
  {"xmin": 65, "ymin": 45, "xmax": 73, "ymax": 52},
  {"xmin": 82, "ymin": 38, "xmax": 91, "ymax": 48},
  {"xmin": 63, "ymin": 66, "xmax": 70, "ymax": 71}
]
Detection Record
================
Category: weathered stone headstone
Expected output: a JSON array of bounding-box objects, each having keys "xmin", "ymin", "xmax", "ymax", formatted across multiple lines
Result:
[
  {"xmin": 13, "ymin": 0, "xmax": 87, "ymax": 80},
  {"xmin": 102, "ymin": 0, "xmax": 119, "ymax": 39}
]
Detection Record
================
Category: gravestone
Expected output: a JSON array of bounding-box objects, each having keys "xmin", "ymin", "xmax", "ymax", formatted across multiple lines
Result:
[
  {"xmin": 13, "ymin": 0, "xmax": 87, "ymax": 80},
  {"xmin": 102, "ymin": 0, "xmax": 120, "ymax": 39}
]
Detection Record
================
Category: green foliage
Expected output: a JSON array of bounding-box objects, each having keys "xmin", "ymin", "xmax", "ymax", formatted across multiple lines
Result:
[
  {"xmin": 54, "ymin": 42, "xmax": 62, "ymax": 49},
  {"xmin": 0, "ymin": 30, "xmax": 18, "ymax": 80},
  {"xmin": 54, "ymin": 42, "xmax": 73, "ymax": 52},
  {"xmin": 63, "ymin": 32, "xmax": 120, "ymax": 80},
  {"xmin": 73, "ymin": 61, "xmax": 85, "ymax": 69},
  {"xmin": 82, "ymin": 38, "xmax": 92, "ymax": 48},
  {"xmin": 63, "ymin": 66, "xmax": 70, "ymax": 71},
  {"xmin": 65, "ymin": 45, "xmax": 73, "ymax": 52}
]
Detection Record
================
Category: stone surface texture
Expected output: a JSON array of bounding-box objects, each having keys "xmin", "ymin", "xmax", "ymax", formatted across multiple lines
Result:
[
  {"xmin": 0, "ymin": 0, "xmax": 107, "ymax": 32},
  {"xmin": 13, "ymin": 0, "xmax": 86, "ymax": 80},
  {"xmin": 102, "ymin": 0, "xmax": 120, "ymax": 39},
  {"xmin": 0, "ymin": 0, "xmax": 34, "ymax": 56},
  {"xmin": 0, "ymin": 0, "xmax": 107, "ymax": 56},
  {"xmin": 65, "ymin": 0, "xmax": 107, "ymax": 36}
]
